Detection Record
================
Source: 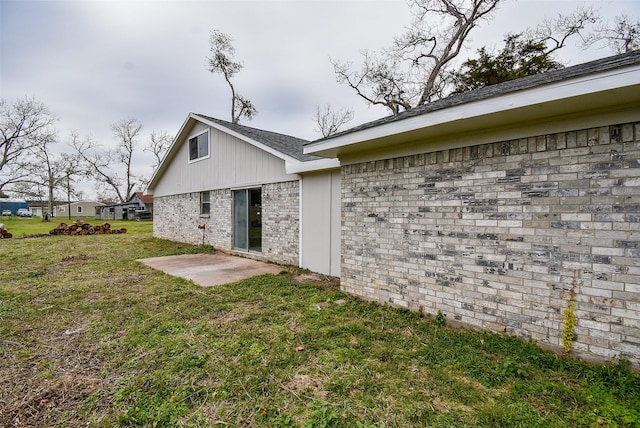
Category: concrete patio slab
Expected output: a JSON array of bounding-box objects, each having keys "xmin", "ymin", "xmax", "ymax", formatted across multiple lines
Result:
[{"xmin": 137, "ymin": 253, "xmax": 283, "ymax": 286}]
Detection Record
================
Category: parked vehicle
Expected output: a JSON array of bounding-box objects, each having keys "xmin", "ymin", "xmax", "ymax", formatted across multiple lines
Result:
[
  {"xmin": 135, "ymin": 209, "xmax": 152, "ymax": 221},
  {"xmin": 1, "ymin": 210, "xmax": 11, "ymax": 216},
  {"xmin": 16, "ymin": 208, "xmax": 31, "ymax": 217}
]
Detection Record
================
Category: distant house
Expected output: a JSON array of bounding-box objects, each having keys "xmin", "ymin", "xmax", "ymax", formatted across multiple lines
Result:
[
  {"xmin": 53, "ymin": 201, "xmax": 105, "ymax": 218},
  {"xmin": 305, "ymin": 51, "xmax": 640, "ymax": 365},
  {"xmin": 28, "ymin": 204, "xmax": 43, "ymax": 217},
  {"xmin": 145, "ymin": 114, "xmax": 341, "ymax": 275},
  {"xmin": 28, "ymin": 203, "xmax": 48, "ymax": 217},
  {"xmin": 95, "ymin": 192, "xmax": 154, "ymax": 221},
  {"xmin": 133, "ymin": 192, "xmax": 153, "ymax": 213}
]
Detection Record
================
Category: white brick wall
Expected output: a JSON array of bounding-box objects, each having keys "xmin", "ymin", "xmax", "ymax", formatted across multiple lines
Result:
[
  {"xmin": 341, "ymin": 122, "xmax": 640, "ymax": 364},
  {"xmin": 153, "ymin": 180, "xmax": 299, "ymax": 266}
]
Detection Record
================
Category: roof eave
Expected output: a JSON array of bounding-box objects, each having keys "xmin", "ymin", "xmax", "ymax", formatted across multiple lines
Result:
[
  {"xmin": 146, "ymin": 113, "xmax": 305, "ymax": 195},
  {"xmin": 304, "ymin": 64, "xmax": 640, "ymax": 159},
  {"xmin": 146, "ymin": 112, "xmax": 198, "ymax": 195},
  {"xmin": 194, "ymin": 114, "xmax": 301, "ymax": 165},
  {"xmin": 286, "ymin": 157, "xmax": 341, "ymax": 174}
]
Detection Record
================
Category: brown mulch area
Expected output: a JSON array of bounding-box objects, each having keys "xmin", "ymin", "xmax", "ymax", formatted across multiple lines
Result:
[
  {"xmin": 0, "ymin": 323, "xmax": 116, "ymax": 427},
  {"xmin": 293, "ymin": 272, "xmax": 340, "ymax": 290}
]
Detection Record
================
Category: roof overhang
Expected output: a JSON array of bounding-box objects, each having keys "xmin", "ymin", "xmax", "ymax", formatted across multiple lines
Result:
[
  {"xmin": 286, "ymin": 157, "xmax": 340, "ymax": 174},
  {"xmin": 197, "ymin": 116, "xmax": 341, "ymax": 174},
  {"xmin": 304, "ymin": 64, "xmax": 640, "ymax": 161},
  {"xmin": 196, "ymin": 114, "xmax": 302, "ymax": 166}
]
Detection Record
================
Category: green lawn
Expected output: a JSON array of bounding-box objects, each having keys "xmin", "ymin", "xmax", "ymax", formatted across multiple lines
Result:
[
  {"xmin": 0, "ymin": 229, "xmax": 638, "ymax": 427},
  {"xmin": 0, "ymin": 216, "xmax": 153, "ymax": 237}
]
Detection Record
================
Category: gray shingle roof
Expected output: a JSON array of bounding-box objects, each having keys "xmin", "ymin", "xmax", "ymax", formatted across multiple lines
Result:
[
  {"xmin": 311, "ymin": 50, "xmax": 640, "ymax": 144},
  {"xmin": 193, "ymin": 114, "xmax": 321, "ymax": 162}
]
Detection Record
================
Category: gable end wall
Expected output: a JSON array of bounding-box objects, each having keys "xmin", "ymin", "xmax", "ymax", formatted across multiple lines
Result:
[{"xmin": 341, "ymin": 122, "xmax": 640, "ymax": 364}]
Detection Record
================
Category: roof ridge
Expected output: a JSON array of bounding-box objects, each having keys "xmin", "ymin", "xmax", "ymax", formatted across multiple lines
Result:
[
  {"xmin": 192, "ymin": 113, "xmax": 309, "ymax": 143},
  {"xmin": 192, "ymin": 113, "xmax": 321, "ymax": 162}
]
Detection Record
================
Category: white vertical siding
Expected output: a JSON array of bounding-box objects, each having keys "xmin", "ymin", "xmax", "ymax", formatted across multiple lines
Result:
[
  {"xmin": 301, "ymin": 170, "xmax": 341, "ymax": 276},
  {"xmin": 330, "ymin": 169, "xmax": 341, "ymax": 277},
  {"xmin": 152, "ymin": 123, "xmax": 298, "ymax": 197}
]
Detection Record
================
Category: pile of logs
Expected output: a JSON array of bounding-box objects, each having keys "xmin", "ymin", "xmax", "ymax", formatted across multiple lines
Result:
[
  {"xmin": 49, "ymin": 220, "xmax": 127, "ymax": 236},
  {"xmin": 0, "ymin": 223, "xmax": 11, "ymax": 238}
]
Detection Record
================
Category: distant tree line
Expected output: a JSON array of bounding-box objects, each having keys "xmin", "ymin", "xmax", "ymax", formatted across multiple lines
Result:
[{"xmin": 0, "ymin": 98, "xmax": 172, "ymax": 210}]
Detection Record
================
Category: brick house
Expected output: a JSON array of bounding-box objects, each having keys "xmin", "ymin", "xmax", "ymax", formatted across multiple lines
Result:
[
  {"xmin": 305, "ymin": 51, "xmax": 640, "ymax": 364},
  {"xmin": 146, "ymin": 114, "xmax": 341, "ymax": 274}
]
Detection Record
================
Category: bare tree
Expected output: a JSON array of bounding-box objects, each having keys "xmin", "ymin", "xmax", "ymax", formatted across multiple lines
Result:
[
  {"xmin": 72, "ymin": 118, "xmax": 143, "ymax": 203},
  {"xmin": 57, "ymin": 153, "xmax": 83, "ymax": 219},
  {"xmin": 525, "ymin": 6, "xmax": 599, "ymax": 56},
  {"xmin": 332, "ymin": 0, "xmax": 502, "ymax": 115},
  {"xmin": 71, "ymin": 133, "xmax": 123, "ymax": 203},
  {"xmin": 584, "ymin": 14, "xmax": 640, "ymax": 54},
  {"xmin": 111, "ymin": 118, "xmax": 142, "ymax": 201},
  {"xmin": 208, "ymin": 29, "xmax": 257, "ymax": 124},
  {"xmin": 314, "ymin": 105, "xmax": 354, "ymax": 138},
  {"xmin": 144, "ymin": 130, "xmax": 172, "ymax": 169},
  {"xmin": 28, "ymin": 132, "xmax": 81, "ymax": 218},
  {"xmin": 0, "ymin": 97, "xmax": 57, "ymax": 193}
]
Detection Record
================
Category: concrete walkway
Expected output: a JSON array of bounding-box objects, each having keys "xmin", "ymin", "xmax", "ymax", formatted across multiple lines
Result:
[{"xmin": 138, "ymin": 253, "xmax": 283, "ymax": 286}]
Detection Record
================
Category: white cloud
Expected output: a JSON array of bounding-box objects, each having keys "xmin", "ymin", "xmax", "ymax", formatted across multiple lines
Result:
[{"xmin": 1, "ymin": 0, "xmax": 638, "ymax": 198}]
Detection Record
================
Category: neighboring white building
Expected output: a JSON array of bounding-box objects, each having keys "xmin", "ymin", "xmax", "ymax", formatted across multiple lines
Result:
[{"xmin": 53, "ymin": 201, "xmax": 105, "ymax": 218}]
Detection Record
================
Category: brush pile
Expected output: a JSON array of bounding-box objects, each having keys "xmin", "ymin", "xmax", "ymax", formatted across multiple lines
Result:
[
  {"xmin": 49, "ymin": 220, "xmax": 127, "ymax": 236},
  {"xmin": 0, "ymin": 223, "xmax": 11, "ymax": 238}
]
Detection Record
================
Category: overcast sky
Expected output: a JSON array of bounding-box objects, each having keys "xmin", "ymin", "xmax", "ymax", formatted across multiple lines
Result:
[{"xmin": 1, "ymin": 0, "xmax": 639, "ymax": 199}]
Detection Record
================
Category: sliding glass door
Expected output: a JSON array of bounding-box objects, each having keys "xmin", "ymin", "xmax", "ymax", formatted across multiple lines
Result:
[
  {"xmin": 233, "ymin": 188, "xmax": 262, "ymax": 252},
  {"xmin": 233, "ymin": 190, "xmax": 248, "ymax": 250}
]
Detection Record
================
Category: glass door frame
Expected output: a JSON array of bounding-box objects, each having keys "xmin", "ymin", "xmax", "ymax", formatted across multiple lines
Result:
[{"xmin": 232, "ymin": 187, "xmax": 262, "ymax": 252}]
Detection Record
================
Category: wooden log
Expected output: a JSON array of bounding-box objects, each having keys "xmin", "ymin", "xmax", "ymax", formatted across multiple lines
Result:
[{"xmin": 43, "ymin": 220, "xmax": 125, "ymax": 238}]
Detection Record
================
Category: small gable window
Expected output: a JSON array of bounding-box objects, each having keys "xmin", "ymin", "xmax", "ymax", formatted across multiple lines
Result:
[
  {"xmin": 189, "ymin": 130, "xmax": 210, "ymax": 161},
  {"xmin": 77, "ymin": 206, "xmax": 83, "ymax": 214}
]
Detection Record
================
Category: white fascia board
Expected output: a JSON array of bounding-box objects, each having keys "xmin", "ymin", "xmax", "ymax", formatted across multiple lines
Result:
[
  {"xmin": 146, "ymin": 113, "xmax": 195, "ymax": 192},
  {"xmin": 305, "ymin": 65, "xmax": 640, "ymax": 155},
  {"xmin": 286, "ymin": 158, "xmax": 341, "ymax": 174},
  {"xmin": 198, "ymin": 115, "xmax": 301, "ymax": 165}
]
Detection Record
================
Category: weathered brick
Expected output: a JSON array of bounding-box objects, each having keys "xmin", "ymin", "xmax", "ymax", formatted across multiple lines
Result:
[
  {"xmin": 341, "ymin": 121, "xmax": 640, "ymax": 364},
  {"xmin": 154, "ymin": 182, "xmax": 299, "ymax": 265}
]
